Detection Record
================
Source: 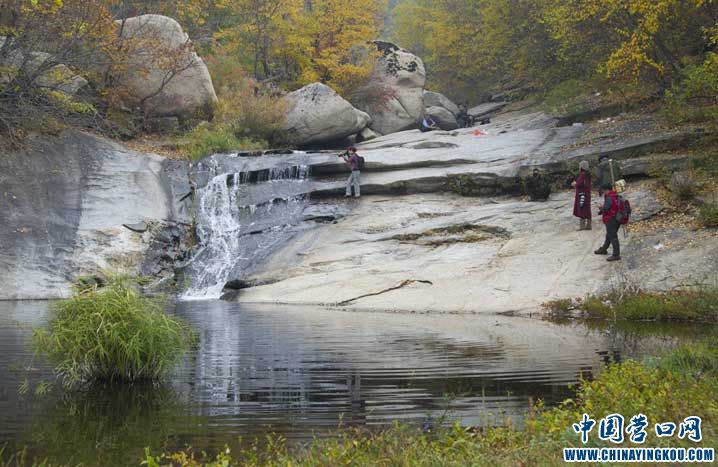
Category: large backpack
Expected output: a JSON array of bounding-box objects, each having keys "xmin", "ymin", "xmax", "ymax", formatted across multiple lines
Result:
[
  {"xmin": 357, "ymin": 155, "xmax": 366, "ymax": 171},
  {"xmin": 615, "ymin": 195, "xmax": 632, "ymax": 225}
]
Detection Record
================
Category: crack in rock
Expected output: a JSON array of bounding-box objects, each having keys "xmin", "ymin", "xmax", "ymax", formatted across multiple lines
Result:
[{"xmin": 337, "ymin": 279, "xmax": 433, "ymax": 306}]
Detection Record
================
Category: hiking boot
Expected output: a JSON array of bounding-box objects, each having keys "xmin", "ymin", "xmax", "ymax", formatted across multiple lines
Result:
[
  {"xmin": 594, "ymin": 248, "xmax": 608, "ymax": 255},
  {"xmin": 607, "ymin": 255, "xmax": 622, "ymax": 262}
]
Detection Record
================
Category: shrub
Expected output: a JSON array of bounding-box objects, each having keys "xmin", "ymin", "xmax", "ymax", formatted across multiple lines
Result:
[
  {"xmin": 699, "ymin": 201, "xmax": 718, "ymax": 228},
  {"xmin": 668, "ymin": 171, "xmax": 700, "ymax": 201},
  {"xmin": 33, "ymin": 275, "xmax": 195, "ymax": 387},
  {"xmin": 581, "ymin": 287, "xmax": 718, "ymax": 323},
  {"xmin": 542, "ymin": 298, "xmax": 576, "ymax": 320},
  {"xmin": 541, "ymin": 78, "xmax": 592, "ymax": 115},
  {"xmin": 184, "ymin": 124, "xmax": 264, "ymax": 160},
  {"xmin": 205, "ymin": 51, "xmax": 287, "ymax": 143},
  {"xmin": 664, "ymin": 52, "xmax": 718, "ymax": 125}
]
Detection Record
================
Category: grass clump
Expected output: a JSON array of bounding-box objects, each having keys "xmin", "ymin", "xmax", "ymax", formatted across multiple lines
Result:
[
  {"xmin": 699, "ymin": 200, "xmax": 718, "ymax": 228},
  {"xmin": 580, "ymin": 286, "xmax": 718, "ymax": 323},
  {"xmin": 33, "ymin": 275, "xmax": 195, "ymax": 387},
  {"xmin": 184, "ymin": 124, "xmax": 264, "ymax": 160}
]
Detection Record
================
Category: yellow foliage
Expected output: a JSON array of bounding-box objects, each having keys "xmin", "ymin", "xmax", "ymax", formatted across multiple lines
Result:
[{"xmin": 212, "ymin": 0, "xmax": 385, "ymax": 95}]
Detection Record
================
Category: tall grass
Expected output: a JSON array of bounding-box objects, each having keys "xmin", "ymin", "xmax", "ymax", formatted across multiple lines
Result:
[
  {"xmin": 699, "ymin": 201, "xmax": 718, "ymax": 228},
  {"xmin": 33, "ymin": 275, "xmax": 195, "ymax": 387},
  {"xmin": 581, "ymin": 287, "xmax": 718, "ymax": 323}
]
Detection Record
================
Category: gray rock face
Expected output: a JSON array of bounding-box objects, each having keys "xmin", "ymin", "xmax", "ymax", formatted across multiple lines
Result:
[
  {"xmin": 238, "ymin": 189, "xmax": 718, "ymax": 313},
  {"xmin": 358, "ymin": 127, "xmax": 380, "ymax": 143},
  {"xmin": 0, "ymin": 131, "xmax": 191, "ymax": 299},
  {"xmin": 116, "ymin": 14, "xmax": 218, "ymax": 119},
  {"xmin": 282, "ymin": 83, "xmax": 370, "ymax": 146},
  {"xmin": 355, "ymin": 41, "xmax": 426, "ymax": 135},
  {"xmin": 424, "ymin": 91, "xmax": 459, "ymax": 116},
  {"xmin": 425, "ymin": 105, "xmax": 458, "ymax": 130}
]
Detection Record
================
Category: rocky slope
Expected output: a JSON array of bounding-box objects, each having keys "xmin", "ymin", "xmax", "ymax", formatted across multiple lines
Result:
[
  {"xmin": 1, "ymin": 107, "xmax": 715, "ymax": 310},
  {"xmin": 0, "ymin": 131, "xmax": 191, "ymax": 299},
  {"xmin": 229, "ymin": 111, "xmax": 718, "ymax": 313}
]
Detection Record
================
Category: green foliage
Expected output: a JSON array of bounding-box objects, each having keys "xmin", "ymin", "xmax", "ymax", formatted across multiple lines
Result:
[
  {"xmin": 541, "ymin": 79, "xmax": 595, "ymax": 115},
  {"xmin": 33, "ymin": 275, "xmax": 195, "ymax": 387},
  {"xmin": 391, "ymin": 0, "xmax": 718, "ymax": 106},
  {"xmin": 665, "ymin": 53, "xmax": 718, "ymax": 124},
  {"xmin": 184, "ymin": 124, "xmax": 264, "ymax": 160},
  {"xmin": 542, "ymin": 298, "xmax": 577, "ymax": 320},
  {"xmin": 581, "ymin": 287, "xmax": 718, "ymax": 323},
  {"xmin": 206, "ymin": 52, "xmax": 287, "ymax": 142},
  {"xmin": 699, "ymin": 200, "xmax": 718, "ymax": 228}
]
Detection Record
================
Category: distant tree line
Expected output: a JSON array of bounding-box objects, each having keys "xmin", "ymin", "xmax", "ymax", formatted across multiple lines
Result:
[{"xmin": 392, "ymin": 0, "xmax": 718, "ymax": 106}]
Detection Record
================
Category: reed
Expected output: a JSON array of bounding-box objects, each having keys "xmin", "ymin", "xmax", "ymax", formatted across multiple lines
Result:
[{"xmin": 34, "ymin": 275, "xmax": 195, "ymax": 387}]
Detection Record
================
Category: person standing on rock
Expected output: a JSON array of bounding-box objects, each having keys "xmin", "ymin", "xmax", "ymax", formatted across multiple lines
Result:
[
  {"xmin": 572, "ymin": 160, "xmax": 592, "ymax": 230},
  {"xmin": 595, "ymin": 182, "xmax": 621, "ymax": 261},
  {"xmin": 342, "ymin": 146, "xmax": 361, "ymax": 198}
]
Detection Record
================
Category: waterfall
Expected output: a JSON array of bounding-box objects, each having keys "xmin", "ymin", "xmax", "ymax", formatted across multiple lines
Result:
[{"xmin": 181, "ymin": 155, "xmax": 312, "ymax": 300}]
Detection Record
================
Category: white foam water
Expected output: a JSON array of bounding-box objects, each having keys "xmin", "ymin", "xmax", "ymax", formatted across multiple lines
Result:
[{"xmin": 180, "ymin": 159, "xmax": 311, "ymax": 300}]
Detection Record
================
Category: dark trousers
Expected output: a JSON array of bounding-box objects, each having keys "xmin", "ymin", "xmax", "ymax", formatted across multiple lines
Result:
[{"xmin": 602, "ymin": 218, "xmax": 620, "ymax": 256}]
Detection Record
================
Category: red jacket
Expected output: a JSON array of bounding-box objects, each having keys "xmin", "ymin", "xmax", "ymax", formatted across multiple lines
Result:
[
  {"xmin": 573, "ymin": 170, "xmax": 592, "ymax": 219},
  {"xmin": 600, "ymin": 190, "xmax": 619, "ymax": 224}
]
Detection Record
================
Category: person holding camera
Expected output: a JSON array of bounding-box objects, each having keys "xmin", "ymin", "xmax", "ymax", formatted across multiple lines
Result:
[{"xmin": 341, "ymin": 146, "xmax": 362, "ymax": 198}]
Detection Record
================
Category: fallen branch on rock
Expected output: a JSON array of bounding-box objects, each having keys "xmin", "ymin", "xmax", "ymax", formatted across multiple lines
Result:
[{"xmin": 337, "ymin": 279, "xmax": 433, "ymax": 306}]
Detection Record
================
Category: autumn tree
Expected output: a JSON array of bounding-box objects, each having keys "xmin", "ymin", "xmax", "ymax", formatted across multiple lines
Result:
[
  {"xmin": 0, "ymin": 0, "xmax": 118, "ymax": 141},
  {"xmin": 543, "ymin": 0, "xmax": 717, "ymax": 88}
]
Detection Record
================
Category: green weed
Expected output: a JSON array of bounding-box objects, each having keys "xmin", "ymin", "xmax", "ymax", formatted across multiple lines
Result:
[
  {"xmin": 699, "ymin": 201, "xmax": 718, "ymax": 228},
  {"xmin": 33, "ymin": 275, "xmax": 196, "ymax": 387},
  {"xmin": 580, "ymin": 287, "xmax": 718, "ymax": 323}
]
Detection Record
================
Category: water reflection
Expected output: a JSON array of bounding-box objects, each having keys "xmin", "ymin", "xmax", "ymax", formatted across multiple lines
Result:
[{"xmin": 1, "ymin": 300, "xmax": 716, "ymax": 466}]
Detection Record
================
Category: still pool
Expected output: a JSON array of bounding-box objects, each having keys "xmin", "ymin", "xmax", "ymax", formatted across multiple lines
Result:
[{"xmin": 1, "ymin": 300, "xmax": 714, "ymax": 466}]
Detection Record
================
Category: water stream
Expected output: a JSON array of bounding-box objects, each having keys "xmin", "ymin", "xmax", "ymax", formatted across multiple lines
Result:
[
  {"xmin": 181, "ymin": 154, "xmax": 313, "ymax": 299},
  {"xmin": 1, "ymin": 300, "xmax": 715, "ymax": 466}
]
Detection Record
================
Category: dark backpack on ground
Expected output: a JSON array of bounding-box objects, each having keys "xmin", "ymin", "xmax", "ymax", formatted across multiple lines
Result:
[
  {"xmin": 357, "ymin": 155, "xmax": 365, "ymax": 171},
  {"xmin": 615, "ymin": 195, "xmax": 632, "ymax": 224}
]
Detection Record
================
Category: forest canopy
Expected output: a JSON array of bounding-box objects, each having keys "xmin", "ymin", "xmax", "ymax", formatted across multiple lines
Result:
[
  {"xmin": 393, "ymin": 0, "xmax": 718, "ymax": 103},
  {"xmin": 1, "ymin": 0, "xmax": 717, "ymax": 145}
]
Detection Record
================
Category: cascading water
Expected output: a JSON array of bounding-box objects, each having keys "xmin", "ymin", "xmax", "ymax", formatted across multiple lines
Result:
[{"xmin": 181, "ymin": 153, "xmax": 312, "ymax": 300}]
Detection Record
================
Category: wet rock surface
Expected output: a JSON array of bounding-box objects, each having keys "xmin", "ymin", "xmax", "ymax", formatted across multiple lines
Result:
[{"xmin": 0, "ymin": 131, "xmax": 190, "ymax": 299}]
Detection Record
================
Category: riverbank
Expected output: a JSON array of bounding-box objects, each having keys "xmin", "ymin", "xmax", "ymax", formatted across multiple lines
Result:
[{"xmin": 135, "ymin": 340, "xmax": 716, "ymax": 466}]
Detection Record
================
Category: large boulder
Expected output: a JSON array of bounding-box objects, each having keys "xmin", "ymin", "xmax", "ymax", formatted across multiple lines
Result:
[
  {"xmin": 423, "ymin": 90, "xmax": 459, "ymax": 116},
  {"xmin": 282, "ymin": 82, "xmax": 371, "ymax": 146},
  {"xmin": 355, "ymin": 41, "xmax": 426, "ymax": 135},
  {"xmin": 425, "ymin": 105, "xmax": 458, "ymax": 130},
  {"xmin": 116, "ymin": 15, "xmax": 217, "ymax": 120}
]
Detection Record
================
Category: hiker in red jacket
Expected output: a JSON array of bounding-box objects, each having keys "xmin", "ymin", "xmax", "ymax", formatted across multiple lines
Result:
[
  {"xmin": 594, "ymin": 182, "xmax": 621, "ymax": 261},
  {"xmin": 572, "ymin": 160, "xmax": 592, "ymax": 230}
]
